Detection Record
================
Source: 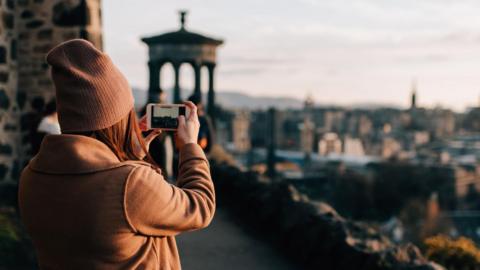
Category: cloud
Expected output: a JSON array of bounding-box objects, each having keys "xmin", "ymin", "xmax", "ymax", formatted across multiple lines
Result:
[
  {"xmin": 104, "ymin": 0, "xmax": 480, "ymax": 110},
  {"xmin": 220, "ymin": 67, "xmax": 267, "ymax": 76}
]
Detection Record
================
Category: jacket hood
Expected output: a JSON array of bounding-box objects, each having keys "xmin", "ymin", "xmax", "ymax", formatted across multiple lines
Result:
[{"xmin": 29, "ymin": 134, "xmax": 123, "ymax": 174}]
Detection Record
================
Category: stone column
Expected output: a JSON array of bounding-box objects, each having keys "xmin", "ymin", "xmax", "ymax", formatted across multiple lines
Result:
[
  {"xmin": 193, "ymin": 62, "xmax": 201, "ymax": 100},
  {"xmin": 0, "ymin": 2, "xmax": 19, "ymax": 183},
  {"xmin": 14, "ymin": 0, "xmax": 103, "ymax": 169},
  {"xmin": 173, "ymin": 62, "xmax": 181, "ymax": 103},
  {"xmin": 147, "ymin": 61, "xmax": 161, "ymax": 103},
  {"xmin": 207, "ymin": 64, "xmax": 216, "ymax": 122}
]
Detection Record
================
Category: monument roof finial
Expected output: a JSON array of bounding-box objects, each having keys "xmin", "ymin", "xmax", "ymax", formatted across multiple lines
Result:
[{"xmin": 179, "ymin": 10, "xmax": 188, "ymax": 30}]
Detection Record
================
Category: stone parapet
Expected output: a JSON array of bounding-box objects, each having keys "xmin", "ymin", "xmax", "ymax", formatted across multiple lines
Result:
[{"xmin": 211, "ymin": 163, "xmax": 445, "ymax": 270}]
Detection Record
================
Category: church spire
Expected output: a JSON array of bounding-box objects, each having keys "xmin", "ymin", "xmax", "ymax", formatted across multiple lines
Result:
[{"xmin": 410, "ymin": 78, "xmax": 417, "ymax": 109}]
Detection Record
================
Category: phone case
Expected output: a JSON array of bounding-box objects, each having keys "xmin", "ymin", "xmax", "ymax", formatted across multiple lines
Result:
[{"xmin": 146, "ymin": 103, "xmax": 187, "ymax": 131}]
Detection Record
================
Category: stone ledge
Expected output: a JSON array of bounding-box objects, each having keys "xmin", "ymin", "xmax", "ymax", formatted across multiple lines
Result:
[{"xmin": 211, "ymin": 163, "xmax": 445, "ymax": 270}]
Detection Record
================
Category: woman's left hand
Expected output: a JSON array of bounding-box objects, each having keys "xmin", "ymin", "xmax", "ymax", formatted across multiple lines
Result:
[
  {"xmin": 144, "ymin": 129, "xmax": 162, "ymax": 150},
  {"xmin": 139, "ymin": 115, "xmax": 148, "ymax": 131},
  {"xmin": 135, "ymin": 115, "xmax": 162, "ymax": 158}
]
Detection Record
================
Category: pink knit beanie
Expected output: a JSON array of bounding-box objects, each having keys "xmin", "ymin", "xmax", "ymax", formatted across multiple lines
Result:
[{"xmin": 46, "ymin": 39, "xmax": 134, "ymax": 132}]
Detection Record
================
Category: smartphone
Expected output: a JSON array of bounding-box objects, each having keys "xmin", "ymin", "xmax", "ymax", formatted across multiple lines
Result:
[{"xmin": 146, "ymin": 104, "xmax": 187, "ymax": 130}]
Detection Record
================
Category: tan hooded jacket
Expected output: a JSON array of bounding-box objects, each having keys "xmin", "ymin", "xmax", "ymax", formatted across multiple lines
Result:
[{"xmin": 18, "ymin": 134, "xmax": 215, "ymax": 270}]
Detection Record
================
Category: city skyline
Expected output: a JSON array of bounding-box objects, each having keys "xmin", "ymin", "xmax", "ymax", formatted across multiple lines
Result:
[{"xmin": 103, "ymin": 0, "xmax": 480, "ymax": 111}]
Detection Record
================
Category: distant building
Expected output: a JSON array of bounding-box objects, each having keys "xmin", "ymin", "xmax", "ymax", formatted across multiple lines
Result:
[
  {"xmin": 323, "ymin": 110, "xmax": 345, "ymax": 133},
  {"xmin": 232, "ymin": 110, "xmax": 251, "ymax": 153},
  {"xmin": 429, "ymin": 108, "xmax": 456, "ymax": 138},
  {"xmin": 358, "ymin": 115, "xmax": 373, "ymax": 137},
  {"xmin": 344, "ymin": 137, "xmax": 365, "ymax": 156},
  {"xmin": 300, "ymin": 117, "xmax": 315, "ymax": 154},
  {"xmin": 453, "ymin": 165, "xmax": 480, "ymax": 206},
  {"xmin": 382, "ymin": 137, "xmax": 402, "ymax": 159},
  {"xmin": 413, "ymin": 131, "xmax": 430, "ymax": 146},
  {"xmin": 318, "ymin": 133, "xmax": 342, "ymax": 156}
]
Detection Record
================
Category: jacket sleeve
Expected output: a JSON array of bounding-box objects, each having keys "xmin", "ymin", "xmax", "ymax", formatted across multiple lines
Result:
[{"xmin": 124, "ymin": 143, "xmax": 215, "ymax": 237}]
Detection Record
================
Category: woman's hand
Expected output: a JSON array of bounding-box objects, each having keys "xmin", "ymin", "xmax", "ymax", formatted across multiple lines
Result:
[
  {"xmin": 143, "ymin": 129, "xmax": 162, "ymax": 150},
  {"xmin": 176, "ymin": 101, "xmax": 200, "ymax": 149},
  {"xmin": 135, "ymin": 115, "xmax": 162, "ymax": 159},
  {"xmin": 139, "ymin": 115, "xmax": 148, "ymax": 131}
]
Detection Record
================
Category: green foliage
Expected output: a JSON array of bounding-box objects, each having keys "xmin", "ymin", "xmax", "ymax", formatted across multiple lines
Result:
[
  {"xmin": 0, "ymin": 211, "xmax": 36, "ymax": 268},
  {"xmin": 0, "ymin": 212, "xmax": 23, "ymax": 267},
  {"xmin": 0, "ymin": 213, "xmax": 19, "ymax": 241},
  {"xmin": 332, "ymin": 172, "xmax": 376, "ymax": 220},
  {"xmin": 295, "ymin": 162, "xmax": 457, "ymax": 222},
  {"xmin": 370, "ymin": 162, "xmax": 455, "ymax": 219},
  {"xmin": 424, "ymin": 235, "xmax": 480, "ymax": 270}
]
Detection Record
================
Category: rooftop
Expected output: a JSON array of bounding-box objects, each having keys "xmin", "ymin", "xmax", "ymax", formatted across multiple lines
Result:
[{"xmin": 141, "ymin": 11, "xmax": 223, "ymax": 46}]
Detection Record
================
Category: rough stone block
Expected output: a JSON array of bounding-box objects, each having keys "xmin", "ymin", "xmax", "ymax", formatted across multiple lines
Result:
[
  {"xmin": 62, "ymin": 31, "xmax": 79, "ymax": 41},
  {"xmin": 26, "ymin": 19, "xmax": 44, "ymax": 29},
  {"xmin": 0, "ymin": 143, "xmax": 13, "ymax": 155},
  {"xmin": 18, "ymin": 32, "xmax": 30, "ymax": 40},
  {"xmin": 33, "ymin": 44, "xmax": 52, "ymax": 54},
  {"xmin": 2, "ymin": 12, "xmax": 14, "ymax": 29},
  {"xmin": 0, "ymin": 46, "xmax": 6, "ymax": 64},
  {"xmin": 16, "ymin": 91, "xmax": 26, "ymax": 109},
  {"xmin": 3, "ymin": 124, "xmax": 17, "ymax": 131},
  {"xmin": 20, "ymin": 113, "xmax": 31, "ymax": 132},
  {"xmin": 10, "ymin": 39, "xmax": 16, "ymax": 61},
  {"xmin": 0, "ymin": 72, "xmax": 9, "ymax": 83},
  {"xmin": 53, "ymin": 0, "xmax": 88, "ymax": 27},
  {"xmin": 6, "ymin": 0, "xmax": 14, "ymax": 10},
  {"xmin": 37, "ymin": 79, "xmax": 52, "ymax": 87},
  {"xmin": 37, "ymin": 29, "xmax": 53, "ymax": 40},
  {"xmin": 0, "ymin": 164, "xmax": 8, "ymax": 181},
  {"xmin": 18, "ymin": 0, "xmax": 29, "ymax": 7},
  {"xmin": 0, "ymin": 89, "xmax": 10, "ymax": 109},
  {"xmin": 11, "ymin": 159, "xmax": 21, "ymax": 180},
  {"xmin": 20, "ymin": 10, "xmax": 34, "ymax": 19}
]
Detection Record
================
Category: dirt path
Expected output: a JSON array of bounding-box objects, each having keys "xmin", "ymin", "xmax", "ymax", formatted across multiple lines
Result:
[{"xmin": 176, "ymin": 207, "xmax": 298, "ymax": 270}]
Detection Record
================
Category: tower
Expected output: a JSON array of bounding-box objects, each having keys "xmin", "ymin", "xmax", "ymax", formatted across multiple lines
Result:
[
  {"xmin": 410, "ymin": 79, "xmax": 417, "ymax": 109},
  {"xmin": 0, "ymin": 0, "xmax": 103, "ymax": 183}
]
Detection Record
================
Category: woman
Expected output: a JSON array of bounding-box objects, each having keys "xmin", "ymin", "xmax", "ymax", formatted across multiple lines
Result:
[{"xmin": 18, "ymin": 39, "xmax": 215, "ymax": 270}]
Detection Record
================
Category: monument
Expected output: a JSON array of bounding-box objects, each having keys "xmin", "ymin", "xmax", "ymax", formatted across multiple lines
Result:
[{"xmin": 141, "ymin": 11, "xmax": 224, "ymax": 121}]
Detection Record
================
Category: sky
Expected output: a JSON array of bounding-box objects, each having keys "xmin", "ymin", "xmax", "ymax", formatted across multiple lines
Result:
[{"xmin": 102, "ymin": 0, "xmax": 480, "ymax": 111}]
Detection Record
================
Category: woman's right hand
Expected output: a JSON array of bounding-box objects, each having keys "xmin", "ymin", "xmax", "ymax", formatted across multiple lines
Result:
[{"xmin": 176, "ymin": 101, "xmax": 200, "ymax": 149}]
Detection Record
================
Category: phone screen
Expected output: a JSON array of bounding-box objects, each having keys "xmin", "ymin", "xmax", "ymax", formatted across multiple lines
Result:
[{"xmin": 150, "ymin": 105, "xmax": 186, "ymax": 129}]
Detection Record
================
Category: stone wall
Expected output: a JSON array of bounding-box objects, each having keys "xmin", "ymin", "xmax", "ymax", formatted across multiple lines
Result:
[
  {"xmin": 211, "ymin": 163, "xmax": 445, "ymax": 270},
  {"xmin": 0, "ymin": 0, "xmax": 102, "ymax": 183},
  {"xmin": 0, "ymin": 0, "xmax": 20, "ymax": 183}
]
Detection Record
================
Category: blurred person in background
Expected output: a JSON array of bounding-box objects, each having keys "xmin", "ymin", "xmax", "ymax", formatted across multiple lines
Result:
[
  {"xmin": 188, "ymin": 93, "xmax": 215, "ymax": 154},
  {"xmin": 18, "ymin": 39, "xmax": 215, "ymax": 270},
  {"xmin": 31, "ymin": 98, "xmax": 61, "ymax": 155},
  {"xmin": 37, "ymin": 99, "xmax": 60, "ymax": 135},
  {"xmin": 28, "ymin": 97, "xmax": 47, "ymax": 156}
]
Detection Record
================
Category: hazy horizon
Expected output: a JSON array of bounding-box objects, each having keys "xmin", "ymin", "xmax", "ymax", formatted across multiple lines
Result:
[{"xmin": 103, "ymin": 0, "xmax": 480, "ymax": 111}]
